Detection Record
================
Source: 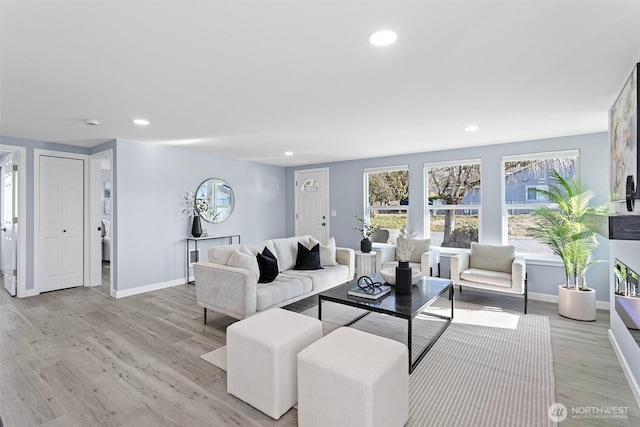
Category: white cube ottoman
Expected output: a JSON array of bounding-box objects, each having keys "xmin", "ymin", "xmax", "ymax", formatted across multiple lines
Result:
[
  {"xmin": 297, "ymin": 327, "xmax": 409, "ymax": 427},
  {"xmin": 226, "ymin": 308, "xmax": 322, "ymax": 420}
]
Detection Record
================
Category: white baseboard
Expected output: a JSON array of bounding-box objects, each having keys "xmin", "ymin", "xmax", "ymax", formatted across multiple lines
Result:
[
  {"xmin": 112, "ymin": 278, "xmax": 185, "ymax": 298},
  {"xmin": 528, "ymin": 291, "xmax": 610, "ymax": 310},
  {"xmin": 608, "ymin": 329, "xmax": 640, "ymax": 408}
]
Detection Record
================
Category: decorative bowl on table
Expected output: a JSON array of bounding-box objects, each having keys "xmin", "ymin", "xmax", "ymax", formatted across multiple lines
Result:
[{"xmin": 379, "ymin": 268, "xmax": 422, "ymax": 285}]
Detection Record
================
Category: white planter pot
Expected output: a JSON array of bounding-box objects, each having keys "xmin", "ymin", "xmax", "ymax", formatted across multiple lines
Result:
[{"xmin": 558, "ymin": 285, "xmax": 596, "ymax": 321}]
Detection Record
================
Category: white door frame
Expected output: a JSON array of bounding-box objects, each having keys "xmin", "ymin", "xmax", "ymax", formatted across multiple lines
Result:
[
  {"xmin": 34, "ymin": 149, "xmax": 90, "ymax": 294},
  {"xmin": 294, "ymin": 167, "xmax": 330, "ymax": 240},
  {"xmin": 0, "ymin": 144, "xmax": 28, "ymax": 297},
  {"xmin": 89, "ymin": 150, "xmax": 113, "ymax": 294}
]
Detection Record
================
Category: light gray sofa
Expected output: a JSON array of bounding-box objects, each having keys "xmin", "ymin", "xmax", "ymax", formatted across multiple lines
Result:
[{"xmin": 194, "ymin": 235, "xmax": 355, "ymax": 321}]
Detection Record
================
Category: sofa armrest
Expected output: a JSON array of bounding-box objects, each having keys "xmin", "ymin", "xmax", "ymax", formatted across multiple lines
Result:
[
  {"xmin": 336, "ymin": 247, "xmax": 355, "ymax": 279},
  {"xmin": 376, "ymin": 245, "xmax": 397, "ymax": 271},
  {"xmin": 511, "ymin": 257, "xmax": 526, "ymax": 294},
  {"xmin": 450, "ymin": 252, "xmax": 470, "ymax": 282},
  {"xmin": 193, "ymin": 261, "xmax": 258, "ymax": 320},
  {"xmin": 420, "ymin": 248, "xmax": 441, "ymax": 277}
]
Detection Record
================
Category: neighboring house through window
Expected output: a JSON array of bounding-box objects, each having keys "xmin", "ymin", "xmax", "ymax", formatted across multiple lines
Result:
[{"xmin": 502, "ymin": 150, "xmax": 579, "ymax": 254}]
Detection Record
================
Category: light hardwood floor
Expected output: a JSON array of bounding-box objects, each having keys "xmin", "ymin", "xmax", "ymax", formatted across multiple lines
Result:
[{"xmin": 1, "ymin": 281, "xmax": 639, "ymax": 426}]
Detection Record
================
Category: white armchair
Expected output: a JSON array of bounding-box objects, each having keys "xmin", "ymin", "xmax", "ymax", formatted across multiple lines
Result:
[
  {"xmin": 450, "ymin": 243, "xmax": 527, "ymax": 313},
  {"xmin": 376, "ymin": 237, "xmax": 441, "ymax": 277}
]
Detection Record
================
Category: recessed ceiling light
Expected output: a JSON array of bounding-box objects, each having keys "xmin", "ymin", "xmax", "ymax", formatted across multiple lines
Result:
[
  {"xmin": 85, "ymin": 119, "xmax": 100, "ymax": 126},
  {"xmin": 284, "ymin": 151, "xmax": 294, "ymax": 156},
  {"xmin": 368, "ymin": 30, "xmax": 397, "ymax": 47},
  {"xmin": 133, "ymin": 119, "xmax": 150, "ymax": 125},
  {"xmin": 464, "ymin": 125, "xmax": 479, "ymax": 132}
]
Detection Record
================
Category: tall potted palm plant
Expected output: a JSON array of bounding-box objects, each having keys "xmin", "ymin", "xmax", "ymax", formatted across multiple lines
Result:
[{"xmin": 529, "ymin": 170, "xmax": 607, "ymax": 321}]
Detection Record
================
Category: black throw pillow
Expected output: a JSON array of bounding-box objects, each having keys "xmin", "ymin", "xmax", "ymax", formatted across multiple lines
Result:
[
  {"xmin": 294, "ymin": 242, "xmax": 323, "ymax": 270},
  {"xmin": 257, "ymin": 247, "xmax": 279, "ymax": 283}
]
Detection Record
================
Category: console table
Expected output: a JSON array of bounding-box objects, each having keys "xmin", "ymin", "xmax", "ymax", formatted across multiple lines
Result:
[{"xmin": 185, "ymin": 234, "xmax": 240, "ymax": 284}]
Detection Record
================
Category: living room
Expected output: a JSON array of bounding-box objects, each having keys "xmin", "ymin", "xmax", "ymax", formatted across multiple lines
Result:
[{"xmin": 1, "ymin": 1, "xmax": 640, "ymax": 426}]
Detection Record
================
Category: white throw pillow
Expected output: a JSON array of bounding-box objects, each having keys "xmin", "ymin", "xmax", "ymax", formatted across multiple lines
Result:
[
  {"xmin": 227, "ymin": 249, "xmax": 260, "ymax": 276},
  {"xmin": 309, "ymin": 237, "xmax": 338, "ymax": 266},
  {"xmin": 469, "ymin": 243, "xmax": 515, "ymax": 274}
]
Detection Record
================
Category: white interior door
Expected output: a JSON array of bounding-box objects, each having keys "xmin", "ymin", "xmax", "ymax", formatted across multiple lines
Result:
[
  {"xmin": 295, "ymin": 168, "xmax": 329, "ymax": 243},
  {"xmin": 1, "ymin": 154, "xmax": 17, "ymax": 296},
  {"xmin": 40, "ymin": 156, "xmax": 84, "ymax": 292}
]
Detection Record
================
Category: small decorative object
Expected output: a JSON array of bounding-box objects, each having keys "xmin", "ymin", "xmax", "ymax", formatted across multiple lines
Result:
[
  {"xmin": 352, "ymin": 215, "xmax": 380, "ymax": 253},
  {"xmin": 348, "ymin": 276, "xmax": 391, "ymax": 300},
  {"xmin": 191, "ymin": 215, "xmax": 203, "ymax": 238},
  {"xmin": 183, "ymin": 190, "xmax": 209, "ymax": 237},
  {"xmin": 395, "ymin": 225, "xmax": 417, "ymax": 294}
]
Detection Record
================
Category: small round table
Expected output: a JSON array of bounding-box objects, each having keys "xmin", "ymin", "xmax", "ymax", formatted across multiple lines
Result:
[{"xmin": 355, "ymin": 250, "xmax": 377, "ymax": 278}]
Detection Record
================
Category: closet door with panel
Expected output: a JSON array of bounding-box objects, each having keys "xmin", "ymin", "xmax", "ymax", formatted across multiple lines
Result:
[{"xmin": 40, "ymin": 156, "xmax": 84, "ymax": 292}]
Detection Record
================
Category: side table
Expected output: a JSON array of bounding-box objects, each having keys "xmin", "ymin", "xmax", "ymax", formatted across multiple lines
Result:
[{"xmin": 355, "ymin": 250, "xmax": 377, "ymax": 278}]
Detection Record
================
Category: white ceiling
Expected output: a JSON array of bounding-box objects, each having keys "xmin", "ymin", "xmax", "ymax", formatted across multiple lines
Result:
[{"xmin": 1, "ymin": 1, "xmax": 639, "ymax": 167}]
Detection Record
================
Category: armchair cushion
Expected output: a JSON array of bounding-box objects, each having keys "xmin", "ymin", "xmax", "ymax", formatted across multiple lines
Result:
[
  {"xmin": 469, "ymin": 242, "xmax": 514, "ymax": 274},
  {"xmin": 460, "ymin": 268, "xmax": 512, "ymax": 288},
  {"xmin": 395, "ymin": 238, "xmax": 431, "ymax": 264}
]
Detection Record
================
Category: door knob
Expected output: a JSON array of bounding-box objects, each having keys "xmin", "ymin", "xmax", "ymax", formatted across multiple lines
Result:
[
  {"xmin": 63, "ymin": 230, "xmax": 67, "ymax": 233},
  {"xmin": 0, "ymin": 227, "xmax": 6, "ymax": 232},
  {"xmin": 322, "ymin": 222, "xmax": 326, "ymax": 226}
]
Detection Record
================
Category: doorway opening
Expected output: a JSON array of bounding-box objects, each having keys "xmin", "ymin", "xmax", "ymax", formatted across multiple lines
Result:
[{"xmin": 91, "ymin": 151, "xmax": 113, "ymax": 296}]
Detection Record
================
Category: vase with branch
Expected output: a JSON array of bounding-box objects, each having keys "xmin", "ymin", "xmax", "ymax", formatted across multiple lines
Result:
[
  {"xmin": 395, "ymin": 225, "xmax": 417, "ymax": 294},
  {"xmin": 183, "ymin": 191, "xmax": 210, "ymax": 237},
  {"xmin": 353, "ymin": 215, "xmax": 380, "ymax": 253}
]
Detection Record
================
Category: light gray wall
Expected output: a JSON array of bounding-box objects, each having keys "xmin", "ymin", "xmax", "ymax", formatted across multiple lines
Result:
[
  {"xmin": 114, "ymin": 139, "xmax": 286, "ymax": 292},
  {"xmin": 285, "ymin": 132, "xmax": 611, "ymax": 301}
]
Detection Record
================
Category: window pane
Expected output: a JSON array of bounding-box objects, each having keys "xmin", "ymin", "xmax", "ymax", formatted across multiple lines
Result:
[
  {"xmin": 367, "ymin": 169, "xmax": 409, "ymax": 240},
  {"xmin": 426, "ymin": 162, "xmax": 481, "ymax": 248},
  {"xmin": 504, "ymin": 158, "xmax": 576, "ymax": 204},
  {"xmin": 369, "ymin": 210, "xmax": 407, "ymax": 242},
  {"xmin": 427, "ymin": 164, "xmax": 481, "ymax": 204},
  {"xmin": 368, "ymin": 170, "xmax": 409, "ymax": 207},
  {"xmin": 507, "ymin": 209, "xmax": 553, "ymax": 254},
  {"xmin": 429, "ymin": 209, "xmax": 478, "ymax": 248}
]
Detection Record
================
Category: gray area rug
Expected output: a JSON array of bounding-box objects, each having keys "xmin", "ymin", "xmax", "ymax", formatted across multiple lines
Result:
[{"xmin": 201, "ymin": 299, "xmax": 555, "ymax": 427}]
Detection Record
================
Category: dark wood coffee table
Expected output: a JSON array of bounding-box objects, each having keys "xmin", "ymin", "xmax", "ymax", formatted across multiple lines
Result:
[{"xmin": 318, "ymin": 273, "xmax": 453, "ymax": 373}]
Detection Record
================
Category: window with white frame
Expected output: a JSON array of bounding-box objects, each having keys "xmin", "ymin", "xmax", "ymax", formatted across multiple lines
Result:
[
  {"xmin": 364, "ymin": 166, "xmax": 409, "ymax": 242},
  {"xmin": 425, "ymin": 159, "xmax": 481, "ymax": 248},
  {"xmin": 502, "ymin": 150, "xmax": 579, "ymax": 254}
]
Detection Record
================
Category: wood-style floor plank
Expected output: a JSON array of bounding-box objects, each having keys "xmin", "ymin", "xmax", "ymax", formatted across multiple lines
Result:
[{"xmin": 1, "ymin": 277, "xmax": 639, "ymax": 426}]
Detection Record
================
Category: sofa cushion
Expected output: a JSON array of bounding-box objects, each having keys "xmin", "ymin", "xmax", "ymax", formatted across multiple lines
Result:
[
  {"xmin": 395, "ymin": 238, "xmax": 430, "ymax": 263},
  {"xmin": 461, "ymin": 268, "xmax": 513, "ymax": 288},
  {"xmin": 294, "ymin": 242, "xmax": 323, "ymax": 270},
  {"xmin": 256, "ymin": 274, "xmax": 313, "ymax": 311},
  {"xmin": 257, "ymin": 247, "xmax": 279, "ymax": 283},
  {"xmin": 209, "ymin": 244, "xmax": 243, "ymax": 265},
  {"xmin": 469, "ymin": 243, "xmax": 515, "ymax": 274},
  {"xmin": 309, "ymin": 237, "xmax": 339, "ymax": 267},
  {"xmin": 242, "ymin": 240, "xmax": 276, "ymax": 257},
  {"xmin": 273, "ymin": 236, "xmax": 310, "ymax": 271},
  {"xmin": 228, "ymin": 249, "xmax": 260, "ymax": 276},
  {"xmin": 285, "ymin": 265, "xmax": 350, "ymax": 292}
]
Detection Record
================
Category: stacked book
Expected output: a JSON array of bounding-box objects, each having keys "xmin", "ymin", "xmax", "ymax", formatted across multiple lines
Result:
[{"xmin": 347, "ymin": 284, "xmax": 391, "ymax": 300}]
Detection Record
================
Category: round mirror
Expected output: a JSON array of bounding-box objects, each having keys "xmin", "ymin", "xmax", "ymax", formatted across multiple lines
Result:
[{"xmin": 195, "ymin": 178, "xmax": 235, "ymax": 223}]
